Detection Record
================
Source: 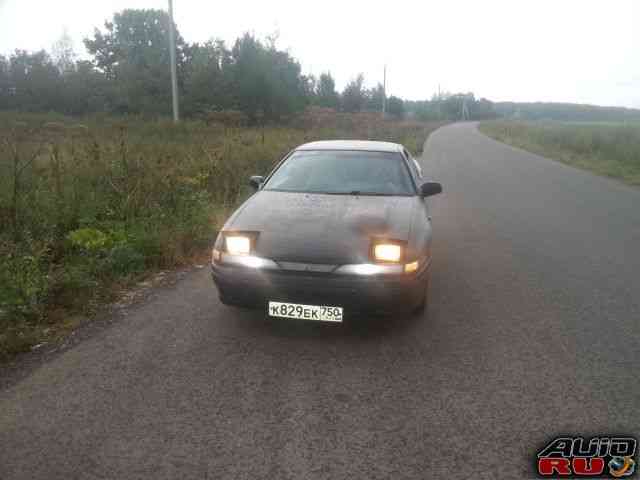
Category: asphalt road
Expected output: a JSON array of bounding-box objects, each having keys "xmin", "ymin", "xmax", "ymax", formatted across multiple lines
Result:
[{"xmin": 1, "ymin": 122, "xmax": 639, "ymax": 479}]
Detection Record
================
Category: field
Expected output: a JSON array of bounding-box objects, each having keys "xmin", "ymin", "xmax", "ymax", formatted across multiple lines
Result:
[
  {"xmin": 479, "ymin": 121, "xmax": 640, "ymax": 186},
  {"xmin": 0, "ymin": 110, "xmax": 443, "ymax": 359}
]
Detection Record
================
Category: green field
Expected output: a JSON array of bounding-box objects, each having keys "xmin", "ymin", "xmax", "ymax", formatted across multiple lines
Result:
[
  {"xmin": 479, "ymin": 121, "xmax": 640, "ymax": 186},
  {"xmin": 0, "ymin": 111, "xmax": 443, "ymax": 359}
]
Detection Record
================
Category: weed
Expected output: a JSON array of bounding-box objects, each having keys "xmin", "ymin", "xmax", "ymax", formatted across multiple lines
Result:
[
  {"xmin": 0, "ymin": 111, "xmax": 443, "ymax": 359},
  {"xmin": 480, "ymin": 121, "xmax": 640, "ymax": 185}
]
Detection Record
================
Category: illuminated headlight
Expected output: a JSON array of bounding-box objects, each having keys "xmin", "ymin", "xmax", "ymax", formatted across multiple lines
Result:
[
  {"xmin": 335, "ymin": 263, "xmax": 403, "ymax": 275},
  {"xmin": 352, "ymin": 263, "xmax": 386, "ymax": 275},
  {"xmin": 225, "ymin": 235, "xmax": 251, "ymax": 255},
  {"xmin": 234, "ymin": 255, "xmax": 270, "ymax": 268},
  {"xmin": 221, "ymin": 254, "xmax": 278, "ymax": 269},
  {"xmin": 373, "ymin": 243, "xmax": 402, "ymax": 263},
  {"xmin": 404, "ymin": 260, "xmax": 419, "ymax": 273}
]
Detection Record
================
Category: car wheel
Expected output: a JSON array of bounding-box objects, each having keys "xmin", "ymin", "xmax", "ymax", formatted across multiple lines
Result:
[{"xmin": 219, "ymin": 294, "xmax": 253, "ymax": 309}]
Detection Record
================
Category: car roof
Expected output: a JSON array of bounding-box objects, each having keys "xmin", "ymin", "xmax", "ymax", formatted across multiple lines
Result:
[{"xmin": 295, "ymin": 140, "xmax": 404, "ymax": 153}]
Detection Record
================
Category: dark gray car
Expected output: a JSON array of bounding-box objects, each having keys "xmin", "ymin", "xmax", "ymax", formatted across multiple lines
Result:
[{"xmin": 211, "ymin": 140, "xmax": 442, "ymax": 322}]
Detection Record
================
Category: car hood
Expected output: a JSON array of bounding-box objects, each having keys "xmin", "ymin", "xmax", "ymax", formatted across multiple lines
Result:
[{"xmin": 226, "ymin": 191, "xmax": 416, "ymax": 264}]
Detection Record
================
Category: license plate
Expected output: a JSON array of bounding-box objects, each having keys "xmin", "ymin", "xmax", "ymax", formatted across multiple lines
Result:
[{"xmin": 268, "ymin": 301, "xmax": 343, "ymax": 322}]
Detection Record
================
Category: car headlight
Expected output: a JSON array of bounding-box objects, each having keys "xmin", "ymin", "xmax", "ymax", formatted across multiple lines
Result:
[
  {"xmin": 225, "ymin": 255, "xmax": 278, "ymax": 269},
  {"xmin": 225, "ymin": 235, "xmax": 251, "ymax": 255},
  {"xmin": 404, "ymin": 259, "xmax": 419, "ymax": 273},
  {"xmin": 373, "ymin": 243, "xmax": 402, "ymax": 263},
  {"xmin": 335, "ymin": 261, "xmax": 419, "ymax": 276},
  {"xmin": 335, "ymin": 263, "xmax": 403, "ymax": 275}
]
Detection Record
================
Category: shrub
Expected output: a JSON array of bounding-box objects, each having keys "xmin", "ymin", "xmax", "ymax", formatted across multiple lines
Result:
[
  {"xmin": 105, "ymin": 244, "xmax": 145, "ymax": 276},
  {"xmin": 0, "ymin": 239, "xmax": 50, "ymax": 321},
  {"xmin": 68, "ymin": 228, "xmax": 110, "ymax": 252},
  {"xmin": 0, "ymin": 111, "xmax": 444, "ymax": 357}
]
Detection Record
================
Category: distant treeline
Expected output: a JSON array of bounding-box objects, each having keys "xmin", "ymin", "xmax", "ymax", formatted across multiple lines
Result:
[
  {"xmin": 1, "ymin": 8, "xmax": 637, "ymax": 124},
  {"xmin": 0, "ymin": 8, "xmax": 501, "ymax": 123},
  {"xmin": 406, "ymin": 95, "xmax": 499, "ymax": 122},
  {"xmin": 495, "ymin": 102, "xmax": 640, "ymax": 122}
]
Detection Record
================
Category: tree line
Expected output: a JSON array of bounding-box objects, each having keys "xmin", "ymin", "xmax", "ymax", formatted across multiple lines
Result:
[
  {"xmin": 0, "ymin": 8, "xmax": 504, "ymax": 123},
  {"xmin": 494, "ymin": 102, "xmax": 640, "ymax": 122},
  {"xmin": 3, "ymin": 9, "xmax": 639, "ymax": 124}
]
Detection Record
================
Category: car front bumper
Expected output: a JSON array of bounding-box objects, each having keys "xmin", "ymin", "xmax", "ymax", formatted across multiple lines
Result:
[{"xmin": 210, "ymin": 260, "xmax": 430, "ymax": 317}]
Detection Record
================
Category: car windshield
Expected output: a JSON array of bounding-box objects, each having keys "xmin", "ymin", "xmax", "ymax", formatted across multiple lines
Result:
[{"xmin": 263, "ymin": 150, "xmax": 415, "ymax": 196}]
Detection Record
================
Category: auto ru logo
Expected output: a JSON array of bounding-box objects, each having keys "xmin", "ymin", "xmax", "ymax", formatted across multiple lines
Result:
[
  {"xmin": 536, "ymin": 436, "xmax": 637, "ymax": 477},
  {"xmin": 609, "ymin": 456, "xmax": 637, "ymax": 478}
]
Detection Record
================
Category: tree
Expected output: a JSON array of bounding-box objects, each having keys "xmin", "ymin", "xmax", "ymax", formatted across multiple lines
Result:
[
  {"xmin": 0, "ymin": 55, "xmax": 10, "ymax": 110},
  {"xmin": 301, "ymin": 74, "xmax": 317, "ymax": 105},
  {"xmin": 472, "ymin": 98, "xmax": 497, "ymax": 120},
  {"xmin": 58, "ymin": 61, "xmax": 110, "ymax": 115},
  {"xmin": 386, "ymin": 95, "xmax": 405, "ymax": 118},
  {"xmin": 365, "ymin": 83, "xmax": 384, "ymax": 112},
  {"xmin": 51, "ymin": 30, "xmax": 77, "ymax": 74},
  {"xmin": 316, "ymin": 72, "xmax": 339, "ymax": 109},
  {"xmin": 6, "ymin": 50, "xmax": 61, "ymax": 112},
  {"xmin": 84, "ymin": 9, "xmax": 187, "ymax": 114},
  {"xmin": 182, "ymin": 40, "xmax": 234, "ymax": 115},
  {"xmin": 229, "ymin": 33, "xmax": 306, "ymax": 122},
  {"xmin": 437, "ymin": 93, "xmax": 477, "ymax": 120},
  {"xmin": 341, "ymin": 74, "xmax": 366, "ymax": 112},
  {"xmin": 404, "ymin": 99, "xmax": 438, "ymax": 121}
]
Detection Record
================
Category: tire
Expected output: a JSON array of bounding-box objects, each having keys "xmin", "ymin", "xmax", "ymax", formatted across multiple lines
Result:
[{"xmin": 219, "ymin": 294, "xmax": 254, "ymax": 309}]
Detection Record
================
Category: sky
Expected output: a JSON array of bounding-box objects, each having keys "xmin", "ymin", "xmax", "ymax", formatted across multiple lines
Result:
[{"xmin": 0, "ymin": 0, "xmax": 638, "ymax": 108}]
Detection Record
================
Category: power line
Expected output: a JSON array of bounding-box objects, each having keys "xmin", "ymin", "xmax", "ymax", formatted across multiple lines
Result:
[{"xmin": 461, "ymin": 94, "xmax": 470, "ymax": 121}]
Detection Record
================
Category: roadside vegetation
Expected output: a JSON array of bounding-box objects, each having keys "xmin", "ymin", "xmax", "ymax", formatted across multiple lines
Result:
[
  {"xmin": 4, "ymin": 6, "xmax": 639, "ymax": 361},
  {"xmin": 479, "ymin": 121, "xmax": 640, "ymax": 186},
  {"xmin": 0, "ymin": 6, "xmax": 469, "ymax": 361},
  {"xmin": 0, "ymin": 110, "xmax": 443, "ymax": 360},
  {"xmin": 493, "ymin": 102, "xmax": 640, "ymax": 122}
]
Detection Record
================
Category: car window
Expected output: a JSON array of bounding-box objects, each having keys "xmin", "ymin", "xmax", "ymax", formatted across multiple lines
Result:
[{"xmin": 263, "ymin": 150, "xmax": 416, "ymax": 196}]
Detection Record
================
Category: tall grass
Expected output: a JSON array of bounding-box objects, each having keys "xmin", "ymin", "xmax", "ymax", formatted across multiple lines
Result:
[
  {"xmin": 0, "ymin": 111, "xmax": 443, "ymax": 359},
  {"xmin": 480, "ymin": 120, "xmax": 640, "ymax": 185}
]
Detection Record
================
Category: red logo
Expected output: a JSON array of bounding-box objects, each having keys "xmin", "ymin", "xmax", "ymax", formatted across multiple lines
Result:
[{"xmin": 537, "ymin": 436, "xmax": 636, "ymax": 477}]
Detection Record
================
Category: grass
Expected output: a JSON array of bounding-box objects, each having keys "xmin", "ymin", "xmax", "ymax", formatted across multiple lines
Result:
[
  {"xmin": 479, "ymin": 120, "xmax": 640, "ymax": 186},
  {"xmin": 0, "ymin": 110, "xmax": 444, "ymax": 360}
]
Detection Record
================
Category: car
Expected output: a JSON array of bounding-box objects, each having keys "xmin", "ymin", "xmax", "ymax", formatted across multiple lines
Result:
[{"xmin": 210, "ymin": 140, "xmax": 442, "ymax": 322}]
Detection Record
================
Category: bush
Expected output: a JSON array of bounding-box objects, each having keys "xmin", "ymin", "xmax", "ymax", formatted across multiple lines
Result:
[
  {"xmin": 0, "ymin": 240, "xmax": 50, "ymax": 321},
  {"xmin": 68, "ymin": 228, "xmax": 110, "ymax": 251},
  {"xmin": 105, "ymin": 244, "xmax": 145, "ymax": 276},
  {"xmin": 0, "ymin": 111, "xmax": 444, "ymax": 357}
]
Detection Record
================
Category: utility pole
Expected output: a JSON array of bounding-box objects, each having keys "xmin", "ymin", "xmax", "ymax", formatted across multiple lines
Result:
[
  {"xmin": 382, "ymin": 65, "xmax": 387, "ymax": 117},
  {"xmin": 461, "ymin": 94, "xmax": 470, "ymax": 121},
  {"xmin": 168, "ymin": 0, "xmax": 179, "ymax": 122}
]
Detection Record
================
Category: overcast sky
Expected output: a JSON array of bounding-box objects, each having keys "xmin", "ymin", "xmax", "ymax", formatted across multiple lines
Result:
[{"xmin": 0, "ymin": 0, "xmax": 638, "ymax": 107}]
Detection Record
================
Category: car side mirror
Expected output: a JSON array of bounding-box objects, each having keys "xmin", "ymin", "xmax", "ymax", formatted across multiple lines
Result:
[
  {"xmin": 419, "ymin": 181, "xmax": 442, "ymax": 198},
  {"xmin": 249, "ymin": 175, "xmax": 265, "ymax": 190}
]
